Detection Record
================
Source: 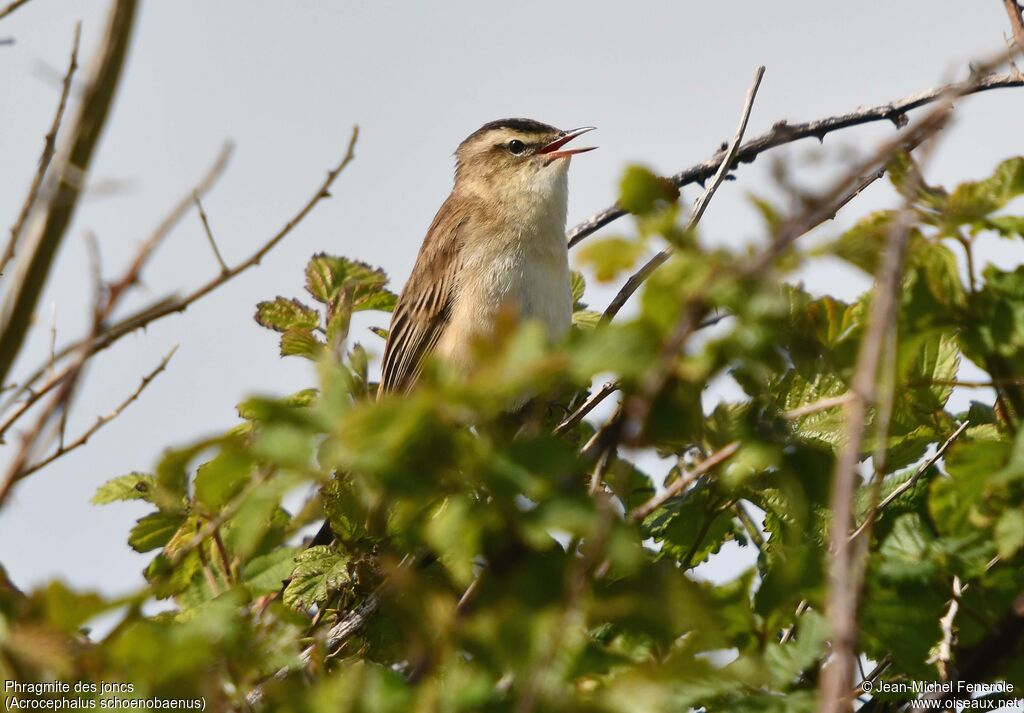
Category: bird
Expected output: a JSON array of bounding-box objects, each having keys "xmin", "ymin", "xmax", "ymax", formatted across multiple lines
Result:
[
  {"xmin": 301, "ymin": 120, "xmax": 595, "ymax": 552},
  {"xmin": 378, "ymin": 118, "xmax": 596, "ymax": 395}
]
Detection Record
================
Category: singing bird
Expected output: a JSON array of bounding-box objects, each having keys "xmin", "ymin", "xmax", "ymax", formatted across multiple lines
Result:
[{"xmin": 378, "ymin": 118, "xmax": 596, "ymax": 394}]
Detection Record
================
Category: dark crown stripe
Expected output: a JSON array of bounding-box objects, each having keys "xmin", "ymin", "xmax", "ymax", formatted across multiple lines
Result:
[{"xmin": 459, "ymin": 118, "xmax": 559, "ymax": 148}]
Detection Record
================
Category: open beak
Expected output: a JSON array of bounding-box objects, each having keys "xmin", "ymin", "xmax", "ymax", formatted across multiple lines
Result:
[{"xmin": 537, "ymin": 126, "xmax": 597, "ymax": 161}]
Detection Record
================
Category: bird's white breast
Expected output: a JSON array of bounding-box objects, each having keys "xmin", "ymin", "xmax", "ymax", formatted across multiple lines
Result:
[{"xmin": 436, "ymin": 165, "xmax": 573, "ymax": 369}]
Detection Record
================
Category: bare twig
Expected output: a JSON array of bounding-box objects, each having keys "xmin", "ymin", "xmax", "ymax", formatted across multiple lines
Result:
[
  {"xmin": 554, "ymin": 381, "xmax": 619, "ymax": 435},
  {"xmin": 246, "ymin": 591, "xmax": 381, "ymax": 707},
  {"xmin": 818, "ymin": 200, "xmax": 915, "ymax": 713},
  {"xmin": 779, "ymin": 600, "xmax": 810, "ymax": 645},
  {"xmin": 0, "ymin": 143, "xmax": 232, "ymax": 429},
  {"xmin": 1004, "ymin": 0, "xmax": 1024, "ymax": 52},
  {"xmin": 566, "ymin": 72, "xmax": 1023, "ymax": 250},
  {"xmin": 602, "ymin": 66, "xmax": 765, "ymax": 322},
  {"xmin": 628, "ymin": 441, "xmax": 740, "ymax": 523},
  {"xmin": 783, "ymin": 392, "xmax": 854, "ymax": 420},
  {"xmin": 193, "ymin": 191, "xmax": 228, "ymax": 274},
  {"xmin": 848, "ymin": 420, "xmax": 970, "ymax": 541},
  {"xmin": 8, "ymin": 128, "xmax": 358, "ymax": 403},
  {"xmin": 0, "ymin": 0, "xmax": 138, "ymax": 387},
  {"xmin": 929, "ymin": 576, "xmax": 962, "ymax": 680},
  {"xmin": 0, "ymin": 0, "xmax": 33, "ymax": 21},
  {"xmin": 14, "ymin": 346, "xmax": 176, "ymax": 480},
  {"xmin": 733, "ymin": 501, "xmax": 765, "ymax": 550},
  {"xmin": 1, "ymin": 22, "xmax": 81, "ymax": 276}
]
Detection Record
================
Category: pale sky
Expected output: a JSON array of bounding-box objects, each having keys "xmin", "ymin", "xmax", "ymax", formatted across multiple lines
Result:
[{"xmin": 1, "ymin": 1, "xmax": 1021, "ymax": 596}]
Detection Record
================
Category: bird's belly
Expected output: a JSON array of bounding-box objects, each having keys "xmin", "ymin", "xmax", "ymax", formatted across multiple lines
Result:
[{"xmin": 436, "ymin": 245, "xmax": 572, "ymax": 368}]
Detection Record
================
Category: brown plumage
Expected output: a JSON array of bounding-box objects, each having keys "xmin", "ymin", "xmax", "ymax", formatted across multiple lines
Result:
[{"xmin": 378, "ymin": 119, "xmax": 596, "ymax": 395}]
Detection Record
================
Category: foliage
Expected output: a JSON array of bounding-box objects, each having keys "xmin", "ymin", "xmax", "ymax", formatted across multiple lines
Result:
[{"xmin": 3, "ymin": 154, "xmax": 1024, "ymax": 713}]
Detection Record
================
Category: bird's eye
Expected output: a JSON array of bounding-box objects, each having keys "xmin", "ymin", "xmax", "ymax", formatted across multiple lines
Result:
[{"xmin": 507, "ymin": 139, "xmax": 526, "ymax": 155}]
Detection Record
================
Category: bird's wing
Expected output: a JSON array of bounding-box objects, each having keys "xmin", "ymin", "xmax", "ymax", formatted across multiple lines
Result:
[{"xmin": 379, "ymin": 195, "xmax": 469, "ymax": 394}]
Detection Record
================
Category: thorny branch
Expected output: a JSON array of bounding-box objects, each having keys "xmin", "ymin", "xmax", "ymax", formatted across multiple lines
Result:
[{"xmin": 566, "ymin": 72, "xmax": 1023, "ymax": 250}]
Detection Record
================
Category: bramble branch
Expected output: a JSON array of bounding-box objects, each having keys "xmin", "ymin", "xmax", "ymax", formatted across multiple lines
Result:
[{"xmin": 567, "ymin": 72, "xmax": 1023, "ymax": 250}]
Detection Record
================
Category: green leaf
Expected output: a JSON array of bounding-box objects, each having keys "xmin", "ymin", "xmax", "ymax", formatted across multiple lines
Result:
[
  {"xmin": 575, "ymin": 235, "xmax": 647, "ymax": 283},
  {"xmin": 91, "ymin": 472, "xmax": 155, "ymax": 505},
  {"xmin": 572, "ymin": 309, "xmax": 602, "ymax": 329},
  {"xmin": 983, "ymin": 214, "xmax": 1024, "ymax": 239},
  {"xmin": 194, "ymin": 447, "xmax": 253, "ymax": 511},
  {"xmin": 995, "ymin": 509, "xmax": 1024, "ymax": 559},
  {"xmin": 763, "ymin": 610, "xmax": 828, "ymax": 687},
  {"xmin": 570, "ymin": 270, "xmax": 587, "ymax": 304},
  {"xmin": 242, "ymin": 547, "xmax": 301, "ymax": 596},
  {"xmin": 32, "ymin": 581, "xmax": 110, "ymax": 635},
  {"xmin": 945, "ymin": 156, "xmax": 1024, "ymax": 227},
  {"xmin": 226, "ymin": 471, "xmax": 303, "ymax": 558},
  {"xmin": 254, "ymin": 297, "xmax": 320, "ymax": 332},
  {"xmin": 824, "ymin": 210, "xmax": 896, "ymax": 274},
  {"xmin": 128, "ymin": 511, "xmax": 187, "ymax": 553},
  {"xmin": 280, "ymin": 327, "xmax": 325, "ymax": 360},
  {"xmin": 305, "ymin": 253, "xmax": 397, "ymax": 312},
  {"xmin": 619, "ymin": 165, "xmax": 679, "ymax": 215},
  {"xmin": 282, "ymin": 545, "xmax": 350, "ymax": 610},
  {"xmin": 423, "ymin": 496, "xmax": 482, "ymax": 586}
]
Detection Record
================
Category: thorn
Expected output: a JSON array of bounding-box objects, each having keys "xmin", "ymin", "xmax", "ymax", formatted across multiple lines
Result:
[
  {"xmin": 813, "ymin": 131, "xmax": 826, "ymax": 144},
  {"xmin": 695, "ymin": 177, "xmax": 706, "ymax": 188},
  {"xmin": 320, "ymin": 189, "xmax": 332, "ymax": 199},
  {"xmin": 888, "ymin": 111, "xmax": 908, "ymax": 129},
  {"xmin": 719, "ymin": 141, "xmax": 729, "ymax": 152}
]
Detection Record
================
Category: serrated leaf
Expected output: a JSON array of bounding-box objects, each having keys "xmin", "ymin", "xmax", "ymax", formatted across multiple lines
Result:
[
  {"xmin": 305, "ymin": 253, "xmax": 396, "ymax": 312},
  {"xmin": 570, "ymin": 270, "xmax": 586, "ymax": 304},
  {"xmin": 282, "ymin": 545, "xmax": 350, "ymax": 610},
  {"xmin": 128, "ymin": 511, "xmax": 187, "ymax": 553},
  {"xmin": 280, "ymin": 328, "xmax": 325, "ymax": 360},
  {"xmin": 944, "ymin": 156, "xmax": 1024, "ymax": 227},
  {"xmin": 91, "ymin": 472, "xmax": 155, "ymax": 505},
  {"xmin": 572, "ymin": 309, "xmax": 601, "ymax": 329},
  {"xmin": 242, "ymin": 547, "xmax": 301, "ymax": 596},
  {"xmin": 255, "ymin": 297, "xmax": 320, "ymax": 332}
]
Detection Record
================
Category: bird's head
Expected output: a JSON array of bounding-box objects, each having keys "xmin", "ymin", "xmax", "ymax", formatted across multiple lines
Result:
[{"xmin": 453, "ymin": 119, "xmax": 596, "ymax": 203}]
